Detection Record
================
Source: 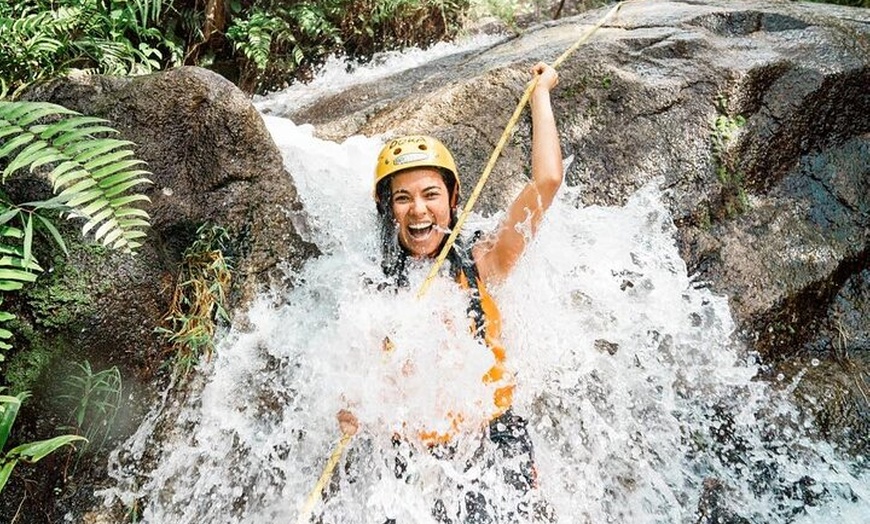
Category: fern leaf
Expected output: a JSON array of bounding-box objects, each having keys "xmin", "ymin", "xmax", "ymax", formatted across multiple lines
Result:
[
  {"xmin": 82, "ymin": 208, "xmax": 115, "ymax": 235},
  {"xmin": 68, "ymin": 139, "xmax": 133, "ymax": 162},
  {"xmin": 91, "ymin": 159, "xmax": 146, "ymax": 180},
  {"xmin": 0, "ymin": 134, "xmax": 36, "ymax": 162},
  {"xmin": 113, "ymin": 208, "xmax": 150, "ymax": 219},
  {"xmin": 78, "ymin": 197, "xmax": 111, "ymax": 218},
  {"xmin": 4, "ymin": 141, "xmax": 49, "ymax": 174},
  {"xmin": 92, "ymin": 218, "xmax": 120, "ymax": 242},
  {"xmin": 63, "ymin": 189, "xmax": 103, "ymax": 208},
  {"xmin": 4, "ymin": 103, "xmax": 76, "ymax": 127},
  {"xmin": 34, "ymin": 214, "xmax": 68, "ymax": 255},
  {"xmin": 98, "ymin": 171, "xmax": 150, "ymax": 190},
  {"xmin": 100, "ymin": 227, "xmax": 125, "ymax": 247},
  {"xmin": 37, "ymin": 117, "xmax": 113, "ymax": 140},
  {"xmin": 103, "ymin": 177, "xmax": 151, "ymax": 198},
  {"xmin": 0, "ymin": 101, "xmax": 151, "ymax": 253},
  {"xmin": 52, "ymin": 167, "xmax": 91, "ymax": 190},
  {"xmin": 83, "ymin": 149, "xmax": 134, "ymax": 172},
  {"xmin": 118, "ymin": 218, "xmax": 151, "ymax": 229},
  {"xmin": 0, "ymin": 125, "xmax": 25, "ymax": 141},
  {"xmin": 0, "ymin": 269, "xmax": 38, "ymax": 284},
  {"xmin": 57, "ymin": 177, "xmax": 98, "ymax": 197},
  {"xmin": 107, "ymin": 194, "xmax": 151, "ymax": 208},
  {"xmin": 44, "ymin": 125, "xmax": 118, "ymax": 144}
]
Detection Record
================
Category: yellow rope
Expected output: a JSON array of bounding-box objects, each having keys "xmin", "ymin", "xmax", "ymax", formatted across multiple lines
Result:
[
  {"xmin": 416, "ymin": 0, "xmax": 624, "ymax": 298},
  {"xmin": 296, "ymin": 3, "xmax": 624, "ymax": 521},
  {"xmin": 295, "ymin": 432, "xmax": 353, "ymax": 524}
]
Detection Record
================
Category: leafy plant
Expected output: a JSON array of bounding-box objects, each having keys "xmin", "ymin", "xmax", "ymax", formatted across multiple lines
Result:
[
  {"xmin": 157, "ymin": 224, "xmax": 231, "ymax": 377},
  {"xmin": 0, "ymin": 0, "xmax": 181, "ymax": 96},
  {"xmin": 0, "ymin": 99, "xmax": 152, "ymax": 364},
  {"xmin": 59, "ymin": 360, "xmax": 122, "ymax": 455},
  {"xmin": 0, "ymin": 388, "xmax": 85, "ymax": 493}
]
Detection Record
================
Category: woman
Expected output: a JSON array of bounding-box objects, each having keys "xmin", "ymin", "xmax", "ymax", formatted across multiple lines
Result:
[{"xmin": 338, "ymin": 62, "xmax": 562, "ymax": 522}]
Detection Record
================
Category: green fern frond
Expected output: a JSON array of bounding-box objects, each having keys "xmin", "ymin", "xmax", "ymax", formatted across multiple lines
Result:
[{"xmin": 0, "ymin": 101, "xmax": 152, "ymax": 254}]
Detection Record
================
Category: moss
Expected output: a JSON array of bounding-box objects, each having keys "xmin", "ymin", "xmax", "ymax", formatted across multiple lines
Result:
[{"xmin": 3, "ymin": 321, "xmax": 64, "ymax": 394}]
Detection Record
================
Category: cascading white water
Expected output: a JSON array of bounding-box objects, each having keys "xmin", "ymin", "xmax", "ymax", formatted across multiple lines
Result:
[{"xmin": 99, "ymin": 41, "xmax": 868, "ymax": 524}]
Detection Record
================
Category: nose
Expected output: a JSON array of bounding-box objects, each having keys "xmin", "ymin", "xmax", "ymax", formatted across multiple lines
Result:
[{"xmin": 410, "ymin": 195, "xmax": 427, "ymax": 216}]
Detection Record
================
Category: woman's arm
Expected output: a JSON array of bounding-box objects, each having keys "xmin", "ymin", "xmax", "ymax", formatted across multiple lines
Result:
[{"xmin": 474, "ymin": 62, "xmax": 563, "ymax": 283}]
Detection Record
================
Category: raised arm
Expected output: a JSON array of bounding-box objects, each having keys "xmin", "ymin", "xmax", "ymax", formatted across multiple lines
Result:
[{"xmin": 474, "ymin": 62, "xmax": 563, "ymax": 283}]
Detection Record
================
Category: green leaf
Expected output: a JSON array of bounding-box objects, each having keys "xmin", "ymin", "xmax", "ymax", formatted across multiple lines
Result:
[
  {"xmin": 0, "ymin": 281, "xmax": 25, "ymax": 291},
  {"xmin": 83, "ymin": 149, "xmax": 135, "ymax": 172},
  {"xmin": 0, "ymin": 208, "xmax": 20, "ymax": 227},
  {"xmin": 118, "ymin": 218, "xmax": 151, "ymax": 229},
  {"xmin": 93, "ymin": 218, "xmax": 120, "ymax": 243},
  {"xmin": 0, "ymin": 459, "xmax": 17, "ymax": 493},
  {"xmin": 38, "ymin": 116, "xmax": 110, "ymax": 141},
  {"xmin": 70, "ymin": 140, "xmax": 132, "ymax": 163},
  {"xmin": 97, "ymin": 170, "xmax": 151, "ymax": 190},
  {"xmin": 10, "ymin": 103, "xmax": 76, "ymax": 127},
  {"xmin": 103, "ymin": 177, "xmax": 151, "ymax": 197},
  {"xmin": 82, "ymin": 208, "xmax": 114, "ymax": 235},
  {"xmin": 0, "ymin": 134, "xmax": 36, "ymax": 163},
  {"xmin": 91, "ymin": 159, "xmax": 146, "ymax": 180},
  {"xmin": 106, "ymin": 194, "xmax": 150, "ymax": 207},
  {"xmin": 0, "ymin": 268, "xmax": 38, "ymax": 284},
  {"xmin": 0, "ymin": 226, "xmax": 23, "ymax": 239},
  {"xmin": 35, "ymin": 214, "xmax": 68, "ymax": 255},
  {"xmin": 64, "ymin": 189, "xmax": 103, "ymax": 208},
  {"xmin": 0, "ymin": 328, "xmax": 12, "ymax": 338},
  {"xmin": 0, "ymin": 125, "xmax": 25, "ymax": 142},
  {"xmin": 78, "ymin": 196, "xmax": 111, "ymax": 218},
  {"xmin": 0, "ymin": 393, "xmax": 23, "ymax": 451},
  {"xmin": 4, "ymin": 141, "xmax": 49, "ymax": 175},
  {"xmin": 113, "ymin": 207, "xmax": 150, "ymax": 219},
  {"xmin": 52, "ymin": 167, "xmax": 91, "ymax": 191},
  {"xmin": 8, "ymin": 434, "xmax": 87, "ymax": 462},
  {"xmin": 23, "ymin": 214, "xmax": 32, "ymax": 267},
  {"xmin": 99, "ymin": 227, "xmax": 125, "ymax": 247},
  {"xmin": 0, "ymin": 312, "xmax": 16, "ymax": 322}
]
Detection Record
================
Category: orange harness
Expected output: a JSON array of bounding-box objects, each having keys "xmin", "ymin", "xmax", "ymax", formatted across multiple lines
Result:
[{"xmin": 416, "ymin": 267, "xmax": 515, "ymax": 446}]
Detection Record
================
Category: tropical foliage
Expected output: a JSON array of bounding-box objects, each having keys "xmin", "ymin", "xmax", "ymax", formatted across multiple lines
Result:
[
  {"xmin": 0, "ymin": 100, "xmax": 152, "ymax": 366},
  {"xmin": 0, "ymin": 389, "xmax": 85, "ymax": 493},
  {"xmin": 0, "ymin": 0, "xmax": 470, "ymax": 96},
  {"xmin": 157, "ymin": 224, "xmax": 231, "ymax": 378}
]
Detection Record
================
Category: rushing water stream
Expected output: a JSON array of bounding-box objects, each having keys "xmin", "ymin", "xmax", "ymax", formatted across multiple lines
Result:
[{"xmin": 100, "ymin": 40, "xmax": 868, "ymax": 523}]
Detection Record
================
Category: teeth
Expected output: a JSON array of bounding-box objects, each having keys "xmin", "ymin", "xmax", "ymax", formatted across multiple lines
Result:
[{"xmin": 409, "ymin": 223, "xmax": 432, "ymax": 230}]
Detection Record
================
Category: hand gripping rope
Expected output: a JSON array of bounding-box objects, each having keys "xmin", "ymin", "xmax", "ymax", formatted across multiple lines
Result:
[{"xmin": 296, "ymin": 3, "xmax": 624, "ymax": 522}]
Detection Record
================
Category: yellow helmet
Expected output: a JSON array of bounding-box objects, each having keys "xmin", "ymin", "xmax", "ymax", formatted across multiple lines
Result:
[{"xmin": 373, "ymin": 135, "xmax": 459, "ymax": 200}]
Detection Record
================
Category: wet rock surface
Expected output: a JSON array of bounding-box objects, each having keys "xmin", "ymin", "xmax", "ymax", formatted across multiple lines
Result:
[{"xmin": 1, "ymin": 67, "xmax": 317, "ymax": 522}]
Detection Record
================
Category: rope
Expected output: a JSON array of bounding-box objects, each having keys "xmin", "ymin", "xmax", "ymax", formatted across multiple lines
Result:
[
  {"xmin": 295, "ymin": 432, "xmax": 353, "ymax": 524},
  {"xmin": 417, "ymin": 0, "xmax": 623, "ymax": 298},
  {"xmin": 296, "ymin": 2, "xmax": 623, "ymax": 521}
]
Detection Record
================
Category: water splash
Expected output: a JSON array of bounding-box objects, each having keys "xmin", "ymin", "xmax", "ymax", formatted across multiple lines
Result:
[{"xmin": 100, "ymin": 63, "xmax": 868, "ymax": 524}]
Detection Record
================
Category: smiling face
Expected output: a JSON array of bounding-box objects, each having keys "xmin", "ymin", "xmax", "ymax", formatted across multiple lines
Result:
[{"xmin": 389, "ymin": 167, "xmax": 454, "ymax": 258}]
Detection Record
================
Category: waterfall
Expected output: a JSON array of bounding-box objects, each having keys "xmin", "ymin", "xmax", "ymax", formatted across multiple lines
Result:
[{"xmin": 99, "ymin": 39, "xmax": 869, "ymax": 524}]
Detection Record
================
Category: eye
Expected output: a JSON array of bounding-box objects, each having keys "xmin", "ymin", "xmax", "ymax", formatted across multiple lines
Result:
[
  {"xmin": 392, "ymin": 193, "xmax": 410, "ymax": 204},
  {"xmin": 424, "ymin": 190, "xmax": 441, "ymax": 199}
]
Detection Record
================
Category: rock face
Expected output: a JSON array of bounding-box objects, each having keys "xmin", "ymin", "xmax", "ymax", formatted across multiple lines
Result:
[
  {"xmin": 266, "ymin": 0, "xmax": 869, "ymax": 450},
  {"xmin": 15, "ymin": 66, "xmax": 317, "ymax": 376},
  {"xmin": 1, "ymin": 66, "xmax": 319, "ymax": 522}
]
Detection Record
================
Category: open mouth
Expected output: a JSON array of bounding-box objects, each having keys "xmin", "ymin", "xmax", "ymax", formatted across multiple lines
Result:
[{"xmin": 408, "ymin": 222, "xmax": 433, "ymax": 240}]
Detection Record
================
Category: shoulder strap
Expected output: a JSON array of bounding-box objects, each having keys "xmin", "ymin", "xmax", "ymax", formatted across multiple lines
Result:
[{"xmin": 456, "ymin": 238, "xmax": 486, "ymax": 341}]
